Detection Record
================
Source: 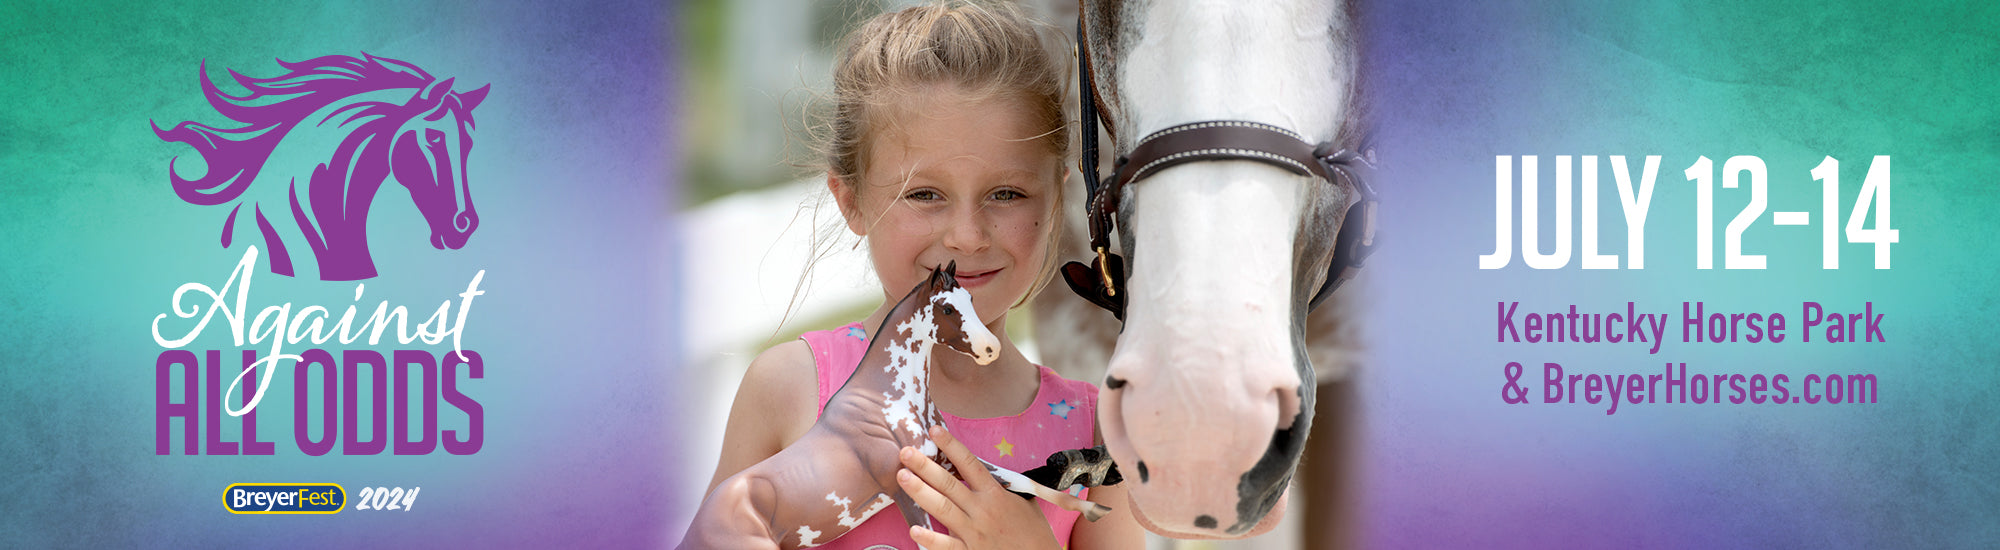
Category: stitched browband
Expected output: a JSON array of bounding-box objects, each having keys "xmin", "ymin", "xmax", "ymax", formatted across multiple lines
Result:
[{"xmin": 1120, "ymin": 121, "xmax": 1325, "ymax": 185}]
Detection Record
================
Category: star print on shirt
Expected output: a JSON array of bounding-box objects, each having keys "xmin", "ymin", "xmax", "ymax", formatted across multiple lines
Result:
[
  {"xmin": 844, "ymin": 326, "xmax": 866, "ymax": 340},
  {"xmin": 1047, "ymin": 399, "xmax": 1074, "ymax": 419},
  {"xmin": 995, "ymin": 437, "xmax": 1015, "ymax": 457}
]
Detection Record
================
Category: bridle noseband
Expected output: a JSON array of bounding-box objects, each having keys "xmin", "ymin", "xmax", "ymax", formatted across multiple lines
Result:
[{"xmin": 1061, "ymin": 15, "xmax": 1380, "ymax": 322}]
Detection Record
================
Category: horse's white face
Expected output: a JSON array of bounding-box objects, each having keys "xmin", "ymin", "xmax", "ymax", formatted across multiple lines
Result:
[
  {"xmin": 933, "ymin": 285, "xmax": 1002, "ymax": 366},
  {"xmin": 1088, "ymin": 0, "xmax": 1354, "ymax": 538}
]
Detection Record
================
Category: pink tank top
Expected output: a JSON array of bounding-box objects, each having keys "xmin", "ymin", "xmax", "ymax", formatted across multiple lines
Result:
[{"xmin": 799, "ymin": 322, "xmax": 1098, "ymax": 549}]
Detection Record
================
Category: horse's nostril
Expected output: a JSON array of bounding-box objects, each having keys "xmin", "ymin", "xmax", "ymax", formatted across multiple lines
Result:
[
  {"xmin": 1194, "ymin": 515, "xmax": 1217, "ymax": 529},
  {"xmin": 455, "ymin": 212, "xmax": 477, "ymax": 232},
  {"xmin": 1135, "ymin": 461, "xmax": 1148, "ymax": 483},
  {"xmin": 1105, "ymin": 376, "xmax": 1127, "ymax": 389}
]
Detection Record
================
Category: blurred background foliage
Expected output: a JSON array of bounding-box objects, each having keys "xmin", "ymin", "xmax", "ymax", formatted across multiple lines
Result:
[{"xmin": 680, "ymin": 0, "xmax": 889, "ymax": 205}]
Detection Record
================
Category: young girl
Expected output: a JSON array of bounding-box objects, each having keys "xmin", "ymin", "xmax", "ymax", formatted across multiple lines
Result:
[{"xmin": 704, "ymin": 2, "xmax": 1143, "ymax": 549}]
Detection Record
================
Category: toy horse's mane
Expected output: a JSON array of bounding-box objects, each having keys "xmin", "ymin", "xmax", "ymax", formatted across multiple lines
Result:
[
  {"xmin": 835, "ymin": 265, "xmax": 956, "ymax": 399},
  {"xmin": 152, "ymin": 53, "xmax": 477, "ymax": 206}
]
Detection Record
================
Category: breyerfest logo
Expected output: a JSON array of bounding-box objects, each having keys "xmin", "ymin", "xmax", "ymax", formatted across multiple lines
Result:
[
  {"xmin": 150, "ymin": 54, "xmax": 489, "ymax": 456},
  {"xmin": 223, "ymin": 483, "xmax": 348, "ymax": 514}
]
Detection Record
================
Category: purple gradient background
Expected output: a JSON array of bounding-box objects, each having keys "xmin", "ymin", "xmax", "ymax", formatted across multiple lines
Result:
[{"xmin": 1357, "ymin": 2, "xmax": 1998, "ymax": 548}]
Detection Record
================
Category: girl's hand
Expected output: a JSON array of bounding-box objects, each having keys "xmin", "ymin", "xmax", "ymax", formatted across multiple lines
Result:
[{"xmin": 898, "ymin": 425, "xmax": 1061, "ymax": 550}]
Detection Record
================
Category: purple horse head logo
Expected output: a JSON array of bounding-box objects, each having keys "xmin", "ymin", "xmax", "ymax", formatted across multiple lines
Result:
[{"xmin": 153, "ymin": 53, "xmax": 489, "ymax": 281}]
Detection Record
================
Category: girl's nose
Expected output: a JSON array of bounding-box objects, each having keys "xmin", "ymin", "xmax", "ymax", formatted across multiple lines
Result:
[{"xmin": 942, "ymin": 206, "xmax": 990, "ymax": 254}]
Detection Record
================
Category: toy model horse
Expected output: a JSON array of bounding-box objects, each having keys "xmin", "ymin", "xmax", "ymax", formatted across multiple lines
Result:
[
  {"xmin": 1036, "ymin": 0, "xmax": 1373, "ymax": 539},
  {"xmin": 681, "ymin": 264, "xmax": 1109, "ymax": 549}
]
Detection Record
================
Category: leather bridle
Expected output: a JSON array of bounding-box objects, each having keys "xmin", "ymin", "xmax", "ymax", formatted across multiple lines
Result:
[{"xmin": 1060, "ymin": 14, "xmax": 1380, "ymax": 322}]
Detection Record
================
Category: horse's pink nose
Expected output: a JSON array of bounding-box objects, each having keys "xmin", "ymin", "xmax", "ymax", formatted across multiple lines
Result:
[
  {"xmin": 454, "ymin": 211, "xmax": 478, "ymax": 233},
  {"xmin": 1099, "ymin": 340, "xmax": 1300, "ymax": 536}
]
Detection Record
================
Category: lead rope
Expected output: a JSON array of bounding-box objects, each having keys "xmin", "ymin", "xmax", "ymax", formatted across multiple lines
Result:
[
  {"xmin": 1077, "ymin": 16, "xmax": 1115, "ymax": 298},
  {"xmin": 1062, "ymin": 13, "xmax": 1130, "ymax": 321}
]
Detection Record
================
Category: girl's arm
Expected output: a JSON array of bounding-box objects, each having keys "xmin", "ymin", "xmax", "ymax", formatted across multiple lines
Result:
[{"xmin": 704, "ymin": 340, "xmax": 818, "ymax": 493}]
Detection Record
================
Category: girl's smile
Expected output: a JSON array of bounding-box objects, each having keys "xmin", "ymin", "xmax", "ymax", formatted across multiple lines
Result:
[{"xmin": 952, "ymin": 267, "xmax": 1000, "ymax": 288}]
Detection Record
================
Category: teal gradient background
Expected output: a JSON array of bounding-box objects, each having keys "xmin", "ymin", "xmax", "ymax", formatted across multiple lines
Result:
[
  {"xmin": 1, "ymin": 0, "xmax": 681, "ymax": 546},
  {"xmin": 1362, "ymin": 1, "xmax": 1998, "ymax": 547}
]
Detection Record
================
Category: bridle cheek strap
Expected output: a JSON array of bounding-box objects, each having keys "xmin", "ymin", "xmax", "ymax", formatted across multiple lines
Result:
[{"xmin": 1311, "ymin": 144, "xmax": 1378, "ymax": 311}]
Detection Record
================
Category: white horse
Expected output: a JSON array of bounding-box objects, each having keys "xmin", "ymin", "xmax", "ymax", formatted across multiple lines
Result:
[{"xmin": 1031, "ymin": 0, "xmax": 1368, "ymax": 541}]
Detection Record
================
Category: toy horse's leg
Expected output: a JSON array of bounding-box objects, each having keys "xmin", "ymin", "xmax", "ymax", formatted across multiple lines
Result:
[
  {"xmin": 981, "ymin": 459, "xmax": 1111, "ymax": 521},
  {"xmin": 1023, "ymin": 446, "xmax": 1122, "ymax": 492},
  {"xmin": 893, "ymin": 488, "xmax": 929, "ymax": 529},
  {"xmin": 679, "ymin": 475, "xmax": 783, "ymax": 550},
  {"xmin": 892, "ymin": 489, "xmax": 934, "ymax": 544}
]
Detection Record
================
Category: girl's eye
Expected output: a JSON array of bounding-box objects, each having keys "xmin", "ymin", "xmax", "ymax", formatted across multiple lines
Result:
[
  {"xmin": 905, "ymin": 189, "xmax": 942, "ymax": 202},
  {"xmin": 991, "ymin": 189, "xmax": 1026, "ymax": 201}
]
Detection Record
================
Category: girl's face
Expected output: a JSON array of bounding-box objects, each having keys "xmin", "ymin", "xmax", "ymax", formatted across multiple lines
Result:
[{"xmin": 833, "ymin": 87, "xmax": 1063, "ymax": 326}]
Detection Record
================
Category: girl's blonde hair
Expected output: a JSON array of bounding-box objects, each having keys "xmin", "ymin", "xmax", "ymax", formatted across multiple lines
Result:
[{"xmin": 814, "ymin": 0, "xmax": 1072, "ymax": 309}]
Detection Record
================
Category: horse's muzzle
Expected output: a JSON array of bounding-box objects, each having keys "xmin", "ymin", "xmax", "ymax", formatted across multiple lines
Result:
[
  {"xmin": 1098, "ymin": 345, "xmax": 1301, "ymax": 538},
  {"xmin": 431, "ymin": 210, "xmax": 477, "ymax": 249}
]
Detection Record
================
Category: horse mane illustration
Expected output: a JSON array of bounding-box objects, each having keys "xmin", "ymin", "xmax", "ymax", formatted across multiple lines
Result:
[{"xmin": 153, "ymin": 53, "xmax": 489, "ymax": 281}]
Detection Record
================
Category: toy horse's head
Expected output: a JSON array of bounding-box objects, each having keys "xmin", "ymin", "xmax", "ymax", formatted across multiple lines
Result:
[{"xmin": 925, "ymin": 261, "xmax": 1000, "ymax": 366}]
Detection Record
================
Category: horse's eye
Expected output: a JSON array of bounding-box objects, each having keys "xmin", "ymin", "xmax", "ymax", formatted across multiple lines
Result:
[
  {"xmin": 427, "ymin": 129, "xmax": 445, "ymax": 145},
  {"xmin": 940, "ymin": 305, "xmax": 957, "ymax": 316}
]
